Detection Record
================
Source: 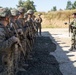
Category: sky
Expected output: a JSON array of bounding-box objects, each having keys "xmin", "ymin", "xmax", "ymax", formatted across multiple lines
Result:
[{"xmin": 0, "ymin": 0, "xmax": 76, "ymax": 12}]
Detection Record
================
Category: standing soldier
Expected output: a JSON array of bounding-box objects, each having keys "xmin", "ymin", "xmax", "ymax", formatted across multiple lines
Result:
[
  {"xmin": 69, "ymin": 13, "xmax": 76, "ymax": 51},
  {"xmin": 24, "ymin": 13, "xmax": 33, "ymax": 59},
  {"xmin": 36, "ymin": 13, "xmax": 42, "ymax": 36},
  {"xmin": 10, "ymin": 8, "xmax": 26, "ymax": 72},
  {"xmin": 26, "ymin": 9, "xmax": 36, "ymax": 60},
  {"xmin": 17, "ymin": 7, "xmax": 29, "ymax": 68},
  {"xmin": 0, "ymin": 8, "xmax": 20, "ymax": 75}
]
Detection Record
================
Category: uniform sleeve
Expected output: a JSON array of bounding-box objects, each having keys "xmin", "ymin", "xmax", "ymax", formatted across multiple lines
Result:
[
  {"xmin": 0, "ymin": 28, "xmax": 15, "ymax": 51},
  {"xmin": 70, "ymin": 21, "xmax": 74, "ymax": 26},
  {"xmin": 39, "ymin": 17, "xmax": 42, "ymax": 23}
]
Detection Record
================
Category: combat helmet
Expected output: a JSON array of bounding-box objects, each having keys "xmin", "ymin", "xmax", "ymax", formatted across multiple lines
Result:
[
  {"xmin": 0, "ymin": 8, "xmax": 11, "ymax": 17},
  {"xmin": 24, "ymin": 13, "xmax": 28, "ymax": 18},
  {"xmin": 17, "ymin": 7, "xmax": 25, "ymax": 13},
  {"xmin": 72, "ymin": 12, "xmax": 76, "ymax": 15},
  {"xmin": 38, "ymin": 13, "xmax": 42, "ymax": 16},
  {"xmin": 11, "ymin": 9, "xmax": 19, "ymax": 16},
  {"xmin": 27, "ymin": 9, "xmax": 34, "ymax": 15}
]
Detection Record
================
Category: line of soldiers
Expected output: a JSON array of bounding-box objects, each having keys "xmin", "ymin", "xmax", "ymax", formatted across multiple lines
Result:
[{"xmin": 0, "ymin": 7, "xmax": 42, "ymax": 75}]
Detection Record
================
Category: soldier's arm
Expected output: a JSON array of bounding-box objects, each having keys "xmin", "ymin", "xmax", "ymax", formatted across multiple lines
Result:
[
  {"xmin": 69, "ymin": 21, "xmax": 74, "ymax": 25},
  {"xmin": 0, "ymin": 28, "xmax": 16, "ymax": 51},
  {"xmin": 40, "ymin": 17, "xmax": 42, "ymax": 23}
]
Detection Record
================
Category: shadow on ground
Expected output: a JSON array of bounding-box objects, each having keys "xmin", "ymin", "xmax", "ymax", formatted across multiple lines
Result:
[
  {"xmin": 18, "ymin": 35, "xmax": 63, "ymax": 75},
  {"xmin": 42, "ymin": 31, "xmax": 76, "ymax": 75}
]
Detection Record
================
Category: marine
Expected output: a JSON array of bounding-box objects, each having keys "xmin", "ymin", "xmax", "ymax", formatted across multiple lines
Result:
[
  {"xmin": 69, "ymin": 13, "xmax": 76, "ymax": 51},
  {"xmin": 36, "ymin": 13, "xmax": 42, "ymax": 36},
  {"xmin": 0, "ymin": 8, "xmax": 20, "ymax": 75}
]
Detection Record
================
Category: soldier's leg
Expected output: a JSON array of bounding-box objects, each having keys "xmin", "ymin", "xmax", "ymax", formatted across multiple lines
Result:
[
  {"xmin": 26, "ymin": 39, "xmax": 33, "ymax": 60},
  {"xmin": 7, "ymin": 54, "xmax": 14, "ymax": 75},
  {"xmin": 36, "ymin": 26, "xmax": 38, "ymax": 36},
  {"xmin": 39, "ymin": 24, "xmax": 41, "ymax": 36},
  {"xmin": 2, "ymin": 54, "xmax": 14, "ymax": 75},
  {"xmin": 2, "ymin": 55, "xmax": 8, "ymax": 75},
  {"xmin": 70, "ymin": 32, "xmax": 74, "ymax": 51},
  {"xmin": 74, "ymin": 29, "xmax": 76, "ymax": 49},
  {"xmin": 19, "ymin": 41, "xmax": 28, "ymax": 71}
]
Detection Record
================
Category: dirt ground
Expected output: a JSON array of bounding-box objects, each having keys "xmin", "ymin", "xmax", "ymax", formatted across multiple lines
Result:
[{"xmin": 17, "ymin": 36, "xmax": 62, "ymax": 75}]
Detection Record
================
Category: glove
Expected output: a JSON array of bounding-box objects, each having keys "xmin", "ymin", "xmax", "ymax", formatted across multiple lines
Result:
[
  {"xmin": 17, "ymin": 29, "xmax": 23, "ymax": 35},
  {"xmin": 11, "ymin": 36, "xmax": 20, "ymax": 43}
]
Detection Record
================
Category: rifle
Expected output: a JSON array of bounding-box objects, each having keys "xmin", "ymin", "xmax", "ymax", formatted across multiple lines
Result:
[{"xmin": 69, "ymin": 15, "xmax": 71, "ymax": 37}]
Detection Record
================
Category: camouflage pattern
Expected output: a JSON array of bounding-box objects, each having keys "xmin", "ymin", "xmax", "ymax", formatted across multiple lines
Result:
[
  {"xmin": 17, "ymin": 8, "xmax": 30, "ymax": 67},
  {"xmin": 0, "ymin": 23, "xmax": 18, "ymax": 75},
  {"xmin": 0, "ymin": 7, "xmax": 38, "ymax": 75},
  {"xmin": 70, "ymin": 18, "xmax": 76, "ymax": 50},
  {"xmin": 24, "ymin": 13, "xmax": 28, "ymax": 19},
  {"xmin": 10, "ymin": 9, "xmax": 27, "ymax": 72},
  {"xmin": 11, "ymin": 9, "xmax": 19, "ymax": 16},
  {"xmin": 36, "ymin": 14, "xmax": 42, "ymax": 36},
  {"xmin": 0, "ymin": 8, "xmax": 10, "ymax": 17},
  {"xmin": 17, "ymin": 7, "xmax": 25, "ymax": 13},
  {"xmin": 27, "ymin": 9, "xmax": 34, "ymax": 15},
  {"xmin": 0, "ymin": 8, "xmax": 17, "ymax": 75}
]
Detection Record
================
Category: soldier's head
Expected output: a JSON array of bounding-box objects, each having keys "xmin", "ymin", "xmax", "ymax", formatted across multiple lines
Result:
[
  {"xmin": 38, "ymin": 13, "xmax": 42, "ymax": 16},
  {"xmin": 27, "ymin": 9, "xmax": 34, "ymax": 18},
  {"xmin": 72, "ymin": 13, "xmax": 76, "ymax": 18},
  {"xmin": 17, "ymin": 7, "xmax": 25, "ymax": 18},
  {"xmin": 0, "ymin": 8, "xmax": 11, "ymax": 25},
  {"xmin": 11, "ymin": 8, "xmax": 19, "ymax": 20}
]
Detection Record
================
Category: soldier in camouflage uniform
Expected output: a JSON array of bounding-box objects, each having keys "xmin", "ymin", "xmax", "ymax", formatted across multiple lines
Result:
[
  {"xmin": 36, "ymin": 13, "xmax": 42, "ymax": 36},
  {"xmin": 26, "ymin": 9, "xmax": 36, "ymax": 60},
  {"xmin": 17, "ymin": 7, "xmax": 29, "ymax": 67},
  {"xmin": 27, "ymin": 9, "xmax": 37, "ymax": 42},
  {"xmin": 0, "ymin": 8, "xmax": 20, "ymax": 75},
  {"xmin": 10, "ymin": 8, "xmax": 26, "ymax": 72},
  {"xmin": 69, "ymin": 13, "xmax": 76, "ymax": 51},
  {"xmin": 24, "ymin": 13, "xmax": 33, "ymax": 59}
]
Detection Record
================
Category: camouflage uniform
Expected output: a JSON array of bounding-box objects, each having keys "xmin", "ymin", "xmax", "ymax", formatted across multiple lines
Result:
[
  {"xmin": 0, "ymin": 8, "xmax": 20, "ymax": 75},
  {"xmin": 10, "ymin": 8, "xmax": 27, "ymax": 72},
  {"xmin": 23, "ymin": 9, "xmax": 37, "ymax": 60},
  {"xmin": 36, "ymin": 14, "xmax": 42, "ymax": 36},
  {"xmin": 27, "ymin": 9, "xmax": 37, "ymax": 40},
  {"xmin": 17, "ymin": 7, "xmax": 29, "ymax": 67},
  {"xmin": 70, "ymin": 13, "xmax": 76, "ymax": 51},
  {"xmin": 24, "ymin": 13, "xmax": 32, "ymax": 59}
]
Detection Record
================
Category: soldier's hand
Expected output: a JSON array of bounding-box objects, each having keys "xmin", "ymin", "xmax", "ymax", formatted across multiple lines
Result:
[{"xmin": 12, "ymin": 36, "xmax": 20, "ymax": 43}]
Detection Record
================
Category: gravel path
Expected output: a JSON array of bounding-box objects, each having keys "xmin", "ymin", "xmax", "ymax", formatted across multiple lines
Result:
[{"xmin": 18, "ymin": 36, "xmax": 62, "ymax": 75}]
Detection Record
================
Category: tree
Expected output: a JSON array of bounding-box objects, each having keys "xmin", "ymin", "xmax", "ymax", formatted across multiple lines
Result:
[
  {"xmin": 66, "ymin": 1, "xmax": 72, "ymax": 10},
  {"xmin": 72, "ymin": 1, "xmax": 76, "ymax": 9},
  {"xmin": 51, "ymin": 6, "xmax": 57, "ymax": 11},
  {"xmin": 17, "ymin": 0, "xmax": 23, "ymax": 7},
  {"xmin": 17, "ymin": 0, "xmax": 36, "ymax": 12}
]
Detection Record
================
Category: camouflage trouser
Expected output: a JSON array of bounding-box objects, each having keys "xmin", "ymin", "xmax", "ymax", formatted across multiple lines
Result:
[
  {"xmin": 19, "ymin": 39, "xmax": 27, "ymax": 65},
  {"xmin": 37, "ymin": 24, "xmax": 41, "ymax": 36},
  {"xmin": 71, "ymin": 29, "xmax": 76, "ymax": 48},
  {"xmin": 2, "ymin": 53, "xmax": 14, "ymax": 75}
]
